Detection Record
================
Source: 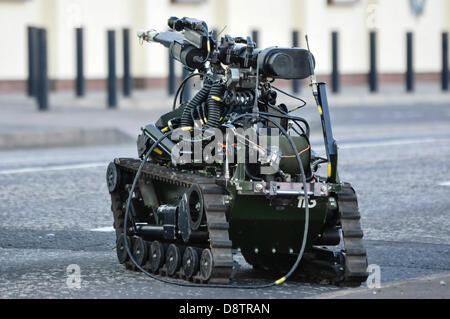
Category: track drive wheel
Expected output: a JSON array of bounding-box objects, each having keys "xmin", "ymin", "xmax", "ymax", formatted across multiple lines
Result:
[
  {"xmin": 106, "ymin": 162, "xmax": 121, "ymax": 193},
  {"xmin": 116, "ymin": 234, "xmax": 131, "ymax": 264}
]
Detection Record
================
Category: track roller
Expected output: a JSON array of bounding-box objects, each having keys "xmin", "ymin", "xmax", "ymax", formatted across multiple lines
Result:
[
  {"xmin": 132, "ymin": 237, "xmax": 148, "ymax": 266},
  {"xmin": 182, "ymin": 246, "xmax": 199, "ymax": 279},
  {"xmin": 106, "ymin": 162, "xmax": 121, "ymax": 193},
  {"xmin": 200, "ymin": 248, "xmax": 213, "ymax": 281},
  {"xmin": 149, "ymin": 240, "xmax": 165, "ymax": 273},
  {"xmin": 166, "ymin": 244, "xmax": 182, "ymax": 276},
  {"xmin": 116, "ymin": 234, "xmax": 131, "ymax": 264}
]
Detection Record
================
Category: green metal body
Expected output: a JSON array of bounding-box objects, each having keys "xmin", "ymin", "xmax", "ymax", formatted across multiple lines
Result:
[{"xmin": 228, "ymin": 189, "xmax": 328, "ymax": 271}]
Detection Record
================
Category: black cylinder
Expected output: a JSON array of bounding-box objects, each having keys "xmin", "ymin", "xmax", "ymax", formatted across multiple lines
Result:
[
  {"xmin": 369, "ymin": 31, "xmax": 378, "ymax": 92},
  {"xmin": 292, "ymin": 30, "xmax": 300, "ymax": 94},
  {"xmin": 406, "ymin": 32, "xmax": 414, "ymax": 92},
  {"xmin": 168, "ymin": 54, "xmax": 175, "ymax": 95},
  {"xmin": 442, "ymin": 32, "xmax": 449, "ymax": 91},
  {"xmin": 27, "ymin": 26, "xmax": 37, "ymax": 97},
  {"xmin": 123, "ymin": 28, "xmax": 132, "ymax": 97},
  {"xmin": 251, "ymin": 30, "xmax": 259, "ymax": 47},
  {"xmin": 37, "ymin": 28, "xmax": 48, "ymax": 111},
  {"xmin": 181, "ymin": 67, "xmax": 191, "ymax": 102},
  {"xmin": 76, "ymin": 27, "xmax": 84, "ymax": 97},
  {"xmin": 331, "ymin": 31, "xmax": 339, "ymax": 93},
  {"xmin": 315, "ymin": 227, "xmax": 341, "ymax": 246},
  {"xmin": 107, "ymin": 30, "xmax": 117, "ymax": 108}
]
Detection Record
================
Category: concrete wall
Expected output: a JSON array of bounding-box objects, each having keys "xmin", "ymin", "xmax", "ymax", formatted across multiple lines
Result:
[{"xmin": 0, "ymin": 0, "xmax": 448, "ymax": 86}]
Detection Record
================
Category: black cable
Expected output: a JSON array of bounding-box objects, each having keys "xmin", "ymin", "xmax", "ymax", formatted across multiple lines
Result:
[
  {"xmin": 265, "ymin": 103, "xmax": 307, "ymax": 136},
  {"xmin": 245, "ymin": 163, "xmax": 262, "ymax": 181},
  {"xmin": 172, "ymin": 73, "xmax": 203, "ymax": 111},
  {"xmin": 271, "ymin": 85, "xmax": 307, "ymax": 111},
  {"xmin": 123, "ymin": 114, "xmax": 310, "ymax": 288},
  {"xmin": 258, "ymin": 111, "xmax": 310, "ymax": 137},
  {"xmin": 257, "ymin": 114, "xmax": 310, "ymax": 282}
]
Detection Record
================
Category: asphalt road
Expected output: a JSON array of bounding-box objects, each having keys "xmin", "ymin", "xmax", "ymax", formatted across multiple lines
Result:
[{"xmin": 0, "ymin": 102, "xmax": 449, "ymax": 298}]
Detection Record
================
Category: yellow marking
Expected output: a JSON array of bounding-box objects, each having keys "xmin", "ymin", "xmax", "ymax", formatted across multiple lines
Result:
[
  {"xmin": 219, "ymin": 116, "xmax": 223, "ymax": 121},
  {"xmin": 181, "ymin": 126, "xmax": 192, "ymax": 131},
  {"xmin": 318, "ymin": 106, "xmax": 323, "ymax": 114},
  {"xmin": 204, "ymin": 118, "xmax": 208, "ymax": 123},
  {"xmin": 211, "ymin": 95, "xmax": 221, "ymax": 102},
  {"xmin": 327, "ymin": 163, "xmax": 332, "ymax": 177},
  {"xmin": 275, "ymin": 277, "xmax": 286, "ymax": 285},
  {"xmin": 153, "ymin": 148, "xmax": 163, "ymax": 155},
  {"xmin": 161, "ymin": 127, "xmax": 169, "ymax": 133},
  {"xmin": 207, "ymin": 40, "xmax": 211, "ymax": 52},
  {"xmin": 168, "ymin": 120, "xmax": 173, "ymax": 127}
]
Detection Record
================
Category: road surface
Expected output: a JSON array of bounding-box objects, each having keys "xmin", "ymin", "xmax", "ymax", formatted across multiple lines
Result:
[{"xmin": 0, "ymin": 102, "xmax": 449, "ymax": 298}]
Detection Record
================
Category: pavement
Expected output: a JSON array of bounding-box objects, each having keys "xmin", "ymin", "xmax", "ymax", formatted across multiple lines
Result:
[
  {"xmin": 0, "ymin": 81, "xmax": 449, "ymax": 299},
  {"xmin": 0, "ymin": 81, "xmax": 449, "ymax": 150},
  {"xmin": 311, "ymin": 272, "xmax": 450, "ymax": 299}
]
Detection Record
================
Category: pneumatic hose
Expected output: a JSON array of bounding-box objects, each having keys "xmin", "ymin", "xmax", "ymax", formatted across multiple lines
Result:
[
  {"xmin": 205, "ymin": 82, "xmax": 225, "ymax": 128},
  {"xmin": 180, "ymin": 81, "xmax": 212, "ymax": 127}
]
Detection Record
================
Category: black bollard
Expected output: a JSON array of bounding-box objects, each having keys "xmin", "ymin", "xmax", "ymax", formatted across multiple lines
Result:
[
  {"xmin": 331, "ymin": 31, "xmax": 339, "ymax": 93},
  {"xmin": 27, "ymin": 26, "xmax": 38, "ymax": 97},
  {"xmin": 369, "ymin": 31, "xmax": 378, "ymax": 92},
  {"xmin": 251, "ymin": 30, "xmax": 259, "ymax": 47},
  {"xmin": 36, "ymin": 28, "xmax": 48, "ymax": 111},
  {"xmin": 406, "ymin": 32, "xmax": 414, "ymax": 92},
  {"xmin": 107, "ymin": 30, "xmax": 117, "ymax": 108},
  {"xmin": 292, "ymin": 30, "xmax": 300, "ymax": 93},
  {"xmin": 168, "ymin": 54, "xmax": 175, "ymax": 95},
  {"xmin": 123, "ymin": 28, "xmax": 132, "ymax": 97},
  {"xmin": 75, "ymin": 27, "xmax": 84, "ymax": 97},
  {"xmin": 442, "ymin": 32, "xmax": 449, "ymax": 91},
  {"xmin": 181, "ymin": 67, "xmax": 191, "ymax": 102}
]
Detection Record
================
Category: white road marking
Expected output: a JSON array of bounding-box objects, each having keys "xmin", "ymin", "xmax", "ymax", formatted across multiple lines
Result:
[
  {"xmin": 0, "ymin": 162, "xmax": 107, "ymax": 175},
  {"xmin": 340, "ymin": 137, "xmax": 450, "ymax": 150},
  {"xmin": 90, "ymin": 226, "xmax": 115, "ymax": 232},
  {"xmin": 0, "ymin": 137, "xmax": 448, "ymax": 175},
  {"xmin": 439, "ymin": 181, "xmax": 450, "ymax": 187}
]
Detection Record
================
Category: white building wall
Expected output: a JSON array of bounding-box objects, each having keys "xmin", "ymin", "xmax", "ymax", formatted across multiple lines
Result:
[
  {"xmin": 377, "ymin": 0, "xmax": 448, "ymax": 74},
  {"xmin": 0, "ymin": 0, "xmax": 40, "ymax": 80},
  {"xmin": 0, "ymin": 0, "xmax": 449, "ymax": 83}
]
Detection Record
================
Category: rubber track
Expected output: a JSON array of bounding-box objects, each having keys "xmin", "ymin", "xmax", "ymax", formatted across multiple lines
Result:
[
  {"xmin": 110, "ymin": 158, "xmax": 233, "ymax": 284},
  {"xmin": 336, "ymin": 183, "xmax": 369, "ymax": 284}
]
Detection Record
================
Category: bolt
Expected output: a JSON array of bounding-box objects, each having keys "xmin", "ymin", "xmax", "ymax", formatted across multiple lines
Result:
[
  {"xmin": 255, "ymin": 183, "xmax": 264, "ymax": 191},
  {"xmin": 321, "ymin": 185, "xmax": 327, "ymax": 193}
]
